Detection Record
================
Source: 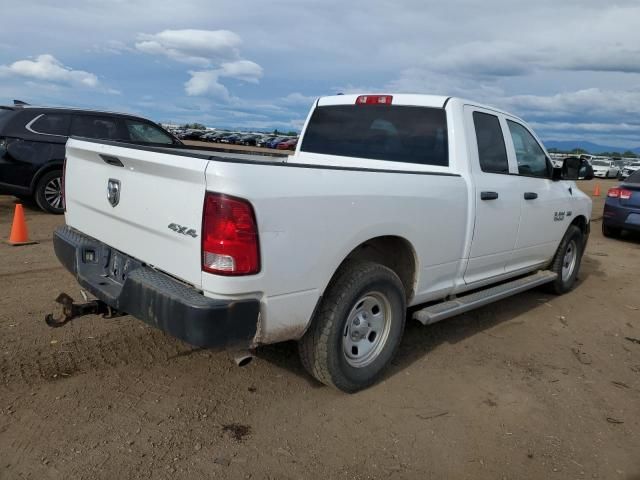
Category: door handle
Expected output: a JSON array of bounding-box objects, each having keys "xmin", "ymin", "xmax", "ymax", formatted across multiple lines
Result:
[
  {"xmin": 524, "ymin": 192, "xmax": 538, "ymax": 200},
  {"xmin": 480, "ymin": 191, "xmax": 499, "ymax": 200}
]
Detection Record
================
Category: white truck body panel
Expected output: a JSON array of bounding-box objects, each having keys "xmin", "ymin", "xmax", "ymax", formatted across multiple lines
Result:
[
  {"xmin": 62, "ymin": 94, "xmax": 593, "ymax": 346},
  {"xmin": 64, "ymin": 141, "xmax": 207, "ymax": 287}
]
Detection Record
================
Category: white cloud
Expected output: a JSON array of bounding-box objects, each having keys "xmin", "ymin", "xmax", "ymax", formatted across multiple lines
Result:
[
  {"xmin": 280, "ymin": 92, "xmax": 317, "ymax": 106},
  {"xmin": 218, "ymin": 60, "xmax": 262, "ymax": 83},
  {"xmin": 0, "ymin": 54, "xmax": 99, "ymax": 88},
  {"xmin": 184, "ymin": 60, "xmax": 262, "ymax": 98},
  {"xmin": 502, "ymin": 88, "xmax": 640, "ymax": 120},
  {"xmin": 135, "ymin": 29, "xmax": 242, "ymax": 67},
  {"xmin": 184, "ymin": 70, "xmax": 230, "ymax": 98}
]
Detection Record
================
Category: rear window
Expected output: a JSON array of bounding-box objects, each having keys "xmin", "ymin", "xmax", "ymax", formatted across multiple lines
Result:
[
  {"xmin": 29, "ymin": 113, "xmax": 70, "ymax": 136},
  {"xmin": 300, "ymin": 105, "xmax": 448, "ymax": 166}
]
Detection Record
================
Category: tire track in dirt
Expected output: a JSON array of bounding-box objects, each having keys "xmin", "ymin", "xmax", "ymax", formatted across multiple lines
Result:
[{"xmin": 0, "ymin": 327, "xmax": 195, "ymax": 389}]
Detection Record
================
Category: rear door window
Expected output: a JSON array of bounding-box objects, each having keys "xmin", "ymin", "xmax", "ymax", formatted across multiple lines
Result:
[
  {"xmin": 300, "ymin": 105, "xmax": 448, "ymax": 166},
  {"xmin": 71, "ymin": 115, "xmax": 125, "ymax": 140},
  {"xmin": 124, "ymin": 119, "xmax": 174, "ymax": 144},
  {"xmin": 472, "ymin": 112, "xmax": 509, "ymax": 174},
  {"xmin": 28, "ymin": 113, "xmax": 71, "ymax": 136}
]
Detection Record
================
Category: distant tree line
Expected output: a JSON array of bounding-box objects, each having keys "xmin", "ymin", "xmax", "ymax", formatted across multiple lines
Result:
[{"xmin": 548, "ymin": 147, "xmax": 637, "ymax": 158}]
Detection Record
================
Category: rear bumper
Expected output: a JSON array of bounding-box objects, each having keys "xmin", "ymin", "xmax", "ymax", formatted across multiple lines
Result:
[
  {"xmin": 603, "ymin": 203, "xmax": 640, "ymax": 232},
  {"xmin": 53, "ymin": 225, "xmax": 260, "ymax": 349}
]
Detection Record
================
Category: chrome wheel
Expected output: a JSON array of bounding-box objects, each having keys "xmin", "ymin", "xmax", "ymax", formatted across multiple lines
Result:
[
  {"xmin": 561, "ymin": 239, "xmax": 578, "ymax": 282},
  {"xmin": 43, "ymin": 176, "xmax": 63, "ymax": 210},
  {"xmin": 342, "ymin": 292, "xmax": 392, "ymax": 368}
]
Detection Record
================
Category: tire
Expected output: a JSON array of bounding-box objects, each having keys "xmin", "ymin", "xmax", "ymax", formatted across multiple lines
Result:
[
  {"xmin": 602, "ymin": 222, "xmax": 621, "ymax": 238},
  {"xmin": 546, "ymin": 225, "xmax": 584, "ymax": 295},
  {"xmin": 299, "ymin": 261, "xmax": 406, "ymax": 393},
  {"xmin": 34, "ymin": 170, "xmax": 64, "ymax": 214}
]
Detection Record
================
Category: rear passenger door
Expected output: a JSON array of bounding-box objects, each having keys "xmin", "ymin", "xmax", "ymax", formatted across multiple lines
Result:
[
  {"xmin": 463, "ymin": 106, "xmax": 522, "ymax": 284},
  {"xmin": 503, "ymin": 118, "xmax": 572, "ymax": 272}
]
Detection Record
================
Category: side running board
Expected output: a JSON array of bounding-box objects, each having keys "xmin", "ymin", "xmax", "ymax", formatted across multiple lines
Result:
[{"xmin": 413, "ymin": 270, "xmax": 557, "ymax": 325}]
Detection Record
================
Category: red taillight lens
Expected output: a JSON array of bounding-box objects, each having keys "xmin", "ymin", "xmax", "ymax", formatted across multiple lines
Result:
[
  {"xmin": 62, "ymin": 157, "xmax": 67, "ymax": 212},
  {"xmin": 202, "ymin": 192, "xmax": 260, "ymax": 275},
  {"xmin": 608, "ymin": 187, "xmax": 633, "ymax": 199},
  {"xmin": 355, "ymin": 95, "xmax": 393, "ymax": 105}
]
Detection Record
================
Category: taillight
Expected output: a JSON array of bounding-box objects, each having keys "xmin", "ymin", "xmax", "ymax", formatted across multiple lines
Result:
[
  {"xmin": 355, "ymin": 95, "xmax": 393, "ymax": 105},
  {"xmin": 202, "ymin": 192, "xmax": 260, "ymax": 275},
  {"xmin": 607, "ymin": 187, "xmax": 633, "ymax": 200}
]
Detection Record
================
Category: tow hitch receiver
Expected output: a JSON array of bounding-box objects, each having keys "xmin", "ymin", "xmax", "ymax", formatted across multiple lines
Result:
[{"xmin": 45, "ymin": 293, "xmax": 123, "ymax": 328}]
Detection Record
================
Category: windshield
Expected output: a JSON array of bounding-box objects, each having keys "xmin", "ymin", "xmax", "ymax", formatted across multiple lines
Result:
[{"xmin": 591, "ymin": 160, "xmax": 609, "ymax": 166}]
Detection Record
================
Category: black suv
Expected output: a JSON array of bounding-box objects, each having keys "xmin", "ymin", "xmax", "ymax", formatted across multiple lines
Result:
[{"xmin": 0, "ymin": 102, "xmax": 182, "ymax": 213}]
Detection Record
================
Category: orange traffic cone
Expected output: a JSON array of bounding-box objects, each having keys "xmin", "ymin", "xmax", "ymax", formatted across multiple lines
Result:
[
  {"xmin": 6, "ymin": 204, "xmax": 37, "ymax": 246},
  {"xmin": 593, "ymin": 183, "xmax": 601, "ymax": 197}
]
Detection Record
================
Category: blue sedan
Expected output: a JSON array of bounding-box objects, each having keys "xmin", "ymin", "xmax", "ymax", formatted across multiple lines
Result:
[{"xmin": 602, "ymin": 170, "xmax": 640, "ymax": 237}]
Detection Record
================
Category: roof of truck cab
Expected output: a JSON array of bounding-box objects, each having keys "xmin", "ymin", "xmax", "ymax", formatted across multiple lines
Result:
[
  {"xmin": 317, "ymin": 93, "xmax": 450, "ymax": 108},
  {"xmin": 316, "ymin": 94, "xmax": 521, "ymax": 118}
]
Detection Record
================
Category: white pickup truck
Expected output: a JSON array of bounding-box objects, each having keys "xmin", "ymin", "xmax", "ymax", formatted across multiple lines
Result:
[{"xmin": 48, "ymin": 94, "xmax": 594, "ymax": 392}]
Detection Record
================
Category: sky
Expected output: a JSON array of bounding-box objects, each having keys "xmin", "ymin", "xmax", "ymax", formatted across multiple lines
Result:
[{"xmin": 1, "ymin": 0, "xmax": 640, "ymax": 147}]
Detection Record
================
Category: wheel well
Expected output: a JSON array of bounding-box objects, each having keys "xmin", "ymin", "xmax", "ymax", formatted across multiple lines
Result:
[
  {"xmin": 336, "ymin": 236, "xmax": 417, "ymax": 302},
  {"xmin": 570, "ymin": 215, "xmax": 588, "ymax": 236},
  {"xmin": 30, "ymin": 163, "xmax": 63, "ymax": 192}
]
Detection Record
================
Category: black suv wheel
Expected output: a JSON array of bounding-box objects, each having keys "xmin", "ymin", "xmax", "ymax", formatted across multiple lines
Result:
[{"xmin": 35, "ymin": 170, "xmax": 64, "ymax": 214}]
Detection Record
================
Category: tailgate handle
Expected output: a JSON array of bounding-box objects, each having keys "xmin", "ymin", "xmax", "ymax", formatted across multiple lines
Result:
[{"xmin": 100, "ymin": 154, "xmax": 124, "ymax": 167}]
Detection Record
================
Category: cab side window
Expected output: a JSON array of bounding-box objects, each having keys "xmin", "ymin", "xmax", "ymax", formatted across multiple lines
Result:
[
  {"xmin": 507, "ymin": 120, "xmax": 549, "ymax": 178},
  {"xmin": 472, "ymin": 112, "xmax": 509, "ymax": 174}
]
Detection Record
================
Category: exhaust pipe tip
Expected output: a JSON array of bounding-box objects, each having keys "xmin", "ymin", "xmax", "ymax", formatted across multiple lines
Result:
[{"xmin": 233, "ymin": 351, "xmax": 254, "ymax": 367}]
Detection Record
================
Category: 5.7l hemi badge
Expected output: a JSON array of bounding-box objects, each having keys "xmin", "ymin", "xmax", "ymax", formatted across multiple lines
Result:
[{"xmin": 168, "ymin": 223, "xmax": 198, "ymax": 238}]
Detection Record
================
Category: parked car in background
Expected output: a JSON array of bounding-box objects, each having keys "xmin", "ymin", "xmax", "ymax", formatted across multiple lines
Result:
[
  {"xmin": 591, "ymin": 159, "xmax": 620, "ymax": 178},
  {"xmin": 619, "ymin": 161, "xmax": 640, "ymax": 179},
  {"xmin": 257, "ymin": 136, "xmax": 276, "ymax": 148},
  {"xmin": 602, "ymin": 170, "xmax": 640, "ymax": 237},
  {"xmin": 239, "ymin": 134, "xmax": 258, "ymax": 146},
  {"xmin": 0, "ymin": 102, "xmax": 181, "ymax": 213},
  {"xmin": 267, "ymin": 136, "xmax": 288, "ymax": 148},
  {"xmin": 277, "ymin": 138, "xmax": 298, "ymax": 150}
]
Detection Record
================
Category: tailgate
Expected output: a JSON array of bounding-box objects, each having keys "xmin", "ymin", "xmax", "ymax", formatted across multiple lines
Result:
[{"xmin": 64, "ymin": 139, "xmax": 208, "ymax": 288}]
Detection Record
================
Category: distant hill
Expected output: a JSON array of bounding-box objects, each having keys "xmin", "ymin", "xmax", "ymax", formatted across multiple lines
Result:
[{"xmin": 544, "ymin": 140, "xmax": 640, "ymax": 155}]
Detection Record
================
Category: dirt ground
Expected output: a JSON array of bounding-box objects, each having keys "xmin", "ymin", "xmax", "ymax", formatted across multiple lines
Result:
[{"xmin": 1, "ymin": 179, "xmax": 638, "ymax": 480}]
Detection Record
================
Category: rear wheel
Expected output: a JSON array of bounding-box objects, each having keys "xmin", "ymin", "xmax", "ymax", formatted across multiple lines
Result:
[
  {"xmin": 299, "ymin": 261, "xmax": 406, "ymax": 393},
  {"xmin": 547, "ymin": 225, "xmax": 584, "ymax": 294},
  {"xmin": 34, "ymin": 170, "xmax": 64, "ymax": 214},
  {"xmin": 602, "ymin": 222, "xmax": 621, "ymax": 238}
]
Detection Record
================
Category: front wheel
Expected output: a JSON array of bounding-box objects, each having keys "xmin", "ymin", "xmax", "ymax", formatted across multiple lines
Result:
[
  {"xmin": 298, "ymin": 261, "xmax": 406, "ymax": 393},
  {"xmin": 34, "ymin": 170, "xmax": 64, "ymax": 214},
  {"xmin": 546, "ymin": 225, "xmax": 584, "ymax": 294}
]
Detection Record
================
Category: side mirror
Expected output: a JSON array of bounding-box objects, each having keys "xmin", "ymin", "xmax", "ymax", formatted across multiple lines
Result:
[{"xmin": 555, "ymin": 157, "xmax": 593, "ymax": 181}]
